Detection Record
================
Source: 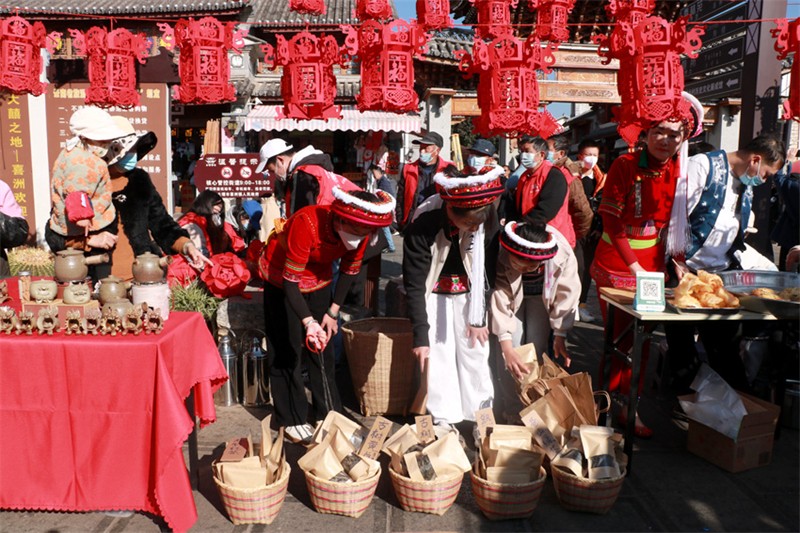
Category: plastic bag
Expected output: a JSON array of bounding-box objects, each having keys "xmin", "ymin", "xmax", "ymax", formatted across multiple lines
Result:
[{"xmin": 678, "ymin": 364, "xmax": 747, "ymax": 440}]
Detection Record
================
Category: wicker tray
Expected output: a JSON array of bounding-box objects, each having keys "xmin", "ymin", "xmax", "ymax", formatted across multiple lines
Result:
[
  {"xmin": 213, "ymin": 463, "xmax": 291, "ymax": 525},
  {"xmin": 304, "ymin": 468, "xmax": 380, "ymax": 518},
  {"xmin": 551, "ymin": 466, "xmax": 626, "ymax": 514},
  {"xmin": 389, "ymin": 466, "xmax": 464, "ymax": 515},
  {"xmin": 470, "ymin": 467, "xmax": 547, "ymax": 521}
]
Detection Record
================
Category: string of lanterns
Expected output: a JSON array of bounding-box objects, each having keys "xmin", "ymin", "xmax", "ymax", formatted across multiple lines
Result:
[{"xmin": 0, "ymin": 0, "xmax": 796, "ymax": 137}]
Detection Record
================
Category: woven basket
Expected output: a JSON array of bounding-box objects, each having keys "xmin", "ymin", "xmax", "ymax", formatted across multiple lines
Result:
[
  {"xmin": 470, "ymin": 467, "xmax": 547, "ymax": 521},
  {"xmin": 388, "ymin": 467, "xmax": 464, "ymax": 515},
  {"xmin": 213, "ymin": 463, "xmax": 291, "ymax": 525},
  {"xmin": 341, "ymin": 318, "xmax": 416, "ymax": 416},
  {"xmin": 304, "ymin": 468, "xmax": 381, "ymax": 518},
  {"xmin": 551, "ymin": 466, "xmax": 626, "ymax": 514}
]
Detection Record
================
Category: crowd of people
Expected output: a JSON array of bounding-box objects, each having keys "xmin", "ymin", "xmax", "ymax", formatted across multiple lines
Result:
[{"xmin": 2, "ymin": 101, "xmax": 798, "ymax": 446}]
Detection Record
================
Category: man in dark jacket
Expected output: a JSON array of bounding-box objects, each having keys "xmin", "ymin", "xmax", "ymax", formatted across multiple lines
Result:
[
  {"xmin": 0, "ymin": 179, "xmax": 29, "ymax": 277},
  {"xmin": 395, "ymin": 131, "xmax": 452, "ymax": 232}
]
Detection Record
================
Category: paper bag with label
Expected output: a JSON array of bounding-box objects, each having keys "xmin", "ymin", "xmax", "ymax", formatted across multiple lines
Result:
[
  {"xmin": 580, "ymin": 425, "xmax": 620, "ymax": 480},
  {"xmin": 382, "ymin": 424, "xmax": 422, "ymax": 475},
  {"xmin": 331, "ymin": 429, "xmax": 380, "ymax": 482},
  {"xmin": 526, "ymin": 384, "xmax": 585, "ymax": 441},
  {"xmin": 544, "ymin": 371, "xmax": 597, "ymax": 426},
  {"xmin": 519, "ymin": 406, "xmax": 563, "ymax": 460},
  {"xmin": 311, "ymin": 411, "xmax": 367, "ymax": 449},
  {"xmin": 405, "ymin": 432, "xmax": 470, "ymax": 481},
  {"xmin": 215, "ymin": 456, "xmax": 268, "ymax": 489},
  {"xmin": 551, "ymin": 433, "xmax": 585, "ymax": 478},
  {"xmin": 486, "ymin": 425, "xmax": 536, "ymax": 451}
]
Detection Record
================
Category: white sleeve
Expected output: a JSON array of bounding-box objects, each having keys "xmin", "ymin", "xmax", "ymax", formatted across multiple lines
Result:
[{"xmin": 686, "ymin": 154, "xmax": 709, "ymax": 214}]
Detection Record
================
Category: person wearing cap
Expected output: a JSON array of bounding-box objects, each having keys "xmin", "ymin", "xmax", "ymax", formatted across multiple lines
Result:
[
  {"xmin": 463, "ymin": 138, "xmax": 499, "ymax": 175},
  {"xmin": 46, "ymin": 115, "xmax": 208, "ymax": 281},
  {"xmin": 46, "ymin": 106, "xmax": 130, "ymax": 279},
  {"xmin": 260, "ymin": 188, "xmax": 395, "ymax": 444},
  {"xmin": 395, "ymin": 131, "xmax": 452, "ymax": 232},
  {"xmin": 402, "ymin": 165, "xmax": 504, "ymax": 432},
  {"xmin": 256, "ymin": 138, "xmax": 357, "ymax": 217},
  {"xmin": 489, "ymin": 221, "xmax": 579, "ymax": 420},
  {"xmin": 546, "ymin": 134, "xmax": 594, "ymax": 248}
]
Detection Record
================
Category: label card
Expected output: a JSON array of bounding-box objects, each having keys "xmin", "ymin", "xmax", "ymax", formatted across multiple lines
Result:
[
  {"xmin": 474, "ymin": 407, "xmax": 496, "ymax": 441},
  {"xmin": 416, "ymin": 415, "xmax": 435, "ymax": 444},
  {"xmin": 359, "ymin": 416, "xmax": 393, "ymax": 460}
]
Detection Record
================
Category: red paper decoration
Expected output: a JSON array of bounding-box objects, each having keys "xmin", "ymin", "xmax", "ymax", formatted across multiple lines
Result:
[
  {"xmin": 342, "ymin": 19, "xmax": 427, "ymax": 113},
  {"xmin": 0, "ymin": 15, "xmax": 47, "ymax": 96},
  {"xmin": 595, "ymin": 14, "xmax": 704, "ymax": 146},
  {"xmin": 355, "ymin": 0, "xmax": 393, "ymax": 21},
  {"xmin": 605, "ymin": 0, "xmax": 655, "ymax": 27},
  {"xmin": 70, "ymin": 27, "xmax": 148, "ymax": 108},
  {"xmin": 457, "ymin": 34, "xmax": 560, "ymax": 138},
  {"xmin": 159, "ymin": 17, "xmax": 246, "ymax": 105},
  {"xmin": 529, "ymin": 0, "xmax": 576, "ymax": 43},
  {"xmin": 289, "ymin": 0, "xmax": 327, "ymax": 15},
  {"xmin": 260, "ymin": 31, "xmax": 348, "ymax": 120},
  {"xmin": 471, "ymin": 0, "xmax": 519, "ymax": 41},
  {"xmin": 771, "ymin": 18, "xmax": 800, "ymax": 121},
  {"xmin": 416, "ymin": 0, "xmax": 453, "ymax": 32}
]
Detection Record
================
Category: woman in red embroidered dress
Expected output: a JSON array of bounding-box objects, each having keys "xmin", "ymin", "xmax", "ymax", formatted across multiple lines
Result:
[{"xmin": 259, "ymin": 188, "xmax": 395, "ymax": 444}]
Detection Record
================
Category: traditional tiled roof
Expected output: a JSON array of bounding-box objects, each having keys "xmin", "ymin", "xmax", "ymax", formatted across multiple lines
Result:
[
  {"xmin": 246, "ymin": 75, "xmax": 361, "ymax": 99},
  {"xmin": 247, "ymin": 0, "xmax": 397, "ymax": 27},
  {"xmin": 424, "ymin": 27, "xmax": 473, "ymax": 63},
  {"xmin": 0, "ymin": 1, "xmax": 250, "ymax": 16}
]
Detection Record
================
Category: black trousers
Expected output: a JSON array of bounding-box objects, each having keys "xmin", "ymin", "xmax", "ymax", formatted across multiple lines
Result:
[
  {"xmin": 264, "ymin": 283, "xmax": 341, "ymax": 427},
  {"xmin": 576, "ymin": 232, "xmax": 601, "ymax": 304}
]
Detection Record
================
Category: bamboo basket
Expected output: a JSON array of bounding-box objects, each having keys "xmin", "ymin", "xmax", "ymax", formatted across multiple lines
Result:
[
  {"xmin": 213, "ymin": 463, "xmax": 291, "ymax": 525},
  {"xmin": 388, "ymin": 467, "xmax": 464, "ymax": 515},
  {"xmin": 341, "ymin": 318, "xmax": 416, "ymax": 416},
  {"xmin": 304, "ymin": 468, "xmax": 381, "ymax": 518},
  {"xmin": 551, "ymin": 466, "xmax": 626, "ymax": 514},
  {"xmin": 469, "ymin": 467, "xmax": 547, "ymax": 521}
]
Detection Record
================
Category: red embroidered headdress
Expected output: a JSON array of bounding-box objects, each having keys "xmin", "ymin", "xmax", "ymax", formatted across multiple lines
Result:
[
  {"xmin": 331, "ymin": 188, "xmax": 395, "ymax": 227},
  {"xmin": 434, "ymin": 166, "xmax": 505, "ymax": 208}
]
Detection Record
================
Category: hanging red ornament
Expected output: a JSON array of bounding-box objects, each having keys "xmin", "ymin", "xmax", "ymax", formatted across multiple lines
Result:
[
  {"xmin": 0, "ymin": 15, "xmax": 47, "ymax": 96},
  {"xmin": 456, "ymin": 34, "xmax": 560, "ymax": 138},
  {"xmin": 595, "ymin": 14, "xmax": 703, "ymax": 146},
  {"xmin": 70, "ymin": 27, "xmax": 148, "ymax": 108},
  {"xmin": 471, "ymin": 0, "xmax": 519, "ymax": 41},
  {"xmin": 159, "ymin": 17, "xmax": 247, "ymax": 105},
  {"xmin": 289, "ymin": 0, "xmax": 327, "ymax": 15},
  {"xmin": 342, "ymin": 19, "xmax": 427, "ymax": 113},
  {"xmin": 771, "ymin": 18, "xmax": 800, "ymax": 121},
  {"xmin": 416, "ymin": 0, "xmax": 453, "ymax": 32},
  {"xmin": 355, "ymin": 0, "xmax": 393, "ymax": 21},
  {"xmin": 260, "ymin": 30, "xmax": 348, "ymax": 120},
  {"xmin": 528, "ymin": 0, "xmax": 576, "ymax": 43},
  {"xmin": 605, "ymin": 0, "xmax": 655, "ymax": 27}
]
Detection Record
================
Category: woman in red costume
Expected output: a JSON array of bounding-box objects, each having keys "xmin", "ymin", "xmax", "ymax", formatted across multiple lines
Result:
[
  {"xmin": 178, "ymin": 190, "xmax": 245, "ymax": 258},
  {"xmin": 590, "ymin": 119, "xmax": 687, "ymax": 438}
]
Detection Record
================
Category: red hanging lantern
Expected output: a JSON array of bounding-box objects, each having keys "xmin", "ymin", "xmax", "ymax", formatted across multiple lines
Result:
[
  {"xmin": 529, "ymin": 0, "xmax": 576, "ymax": 43},
  {"xmin": 159, "ymin": 17, "xmax": 246, "ymax": 105},
  {"xmin": 0, "ymin": 15, "xmax": 47, "ymax": 96},
  {"xmin": 70, "ymin": 27, "xmax": 148, "ymax": 108},
  {"xmin": 471, "ymin": 0, "xmax": 518, "ymax": 41},
  {"xmin": 289, "ymin": 0, "xmax": 327, "ymax": 15},
  {"xmin": 605, "ymin": 0, "xmax": 655, "ymax": 27},
  {"xmin": 260, "ymin": 31, "xmax": 348, "ymax": 120},
  {"xmin": 456, "ymin": 34, "xmax": 560, "ymax": 138},
  {"xmin": 342, "ymin": 19, "xmax": 427, "ymax": 113},
  {"xmin": 416, "ymin": 0, "xmax": 453, "ymax": 32},
  {"xmin": 595, "ymin": 15, "xmax": 703, "ymax": 146},
  {"xmin": 771, "ymin": 18, "xmax": 800, "ymax": 121},
  {"xmin": 355, "ymin": 0, "xmax": 393, "ymax": 21}
]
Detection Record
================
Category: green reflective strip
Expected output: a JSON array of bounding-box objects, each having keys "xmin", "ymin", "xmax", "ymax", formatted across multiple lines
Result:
[{"xmin": 601, "ymin": 232, "xmax": 659, "ymax": 249}]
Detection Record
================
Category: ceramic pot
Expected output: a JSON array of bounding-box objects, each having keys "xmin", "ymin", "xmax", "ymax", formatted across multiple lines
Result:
[
  {"xmin": 131, "ymin": 252, "xmax": 171, "ymax": 284},
  {"xmin": 103, "ymin": 299, "xmax": 133, "ymax": 318},
  {"xmin": 30, "ymin": 279, "xmax": 57, "ymax": 303},
  {"xmin": 54, "ymin": 250, "xmax": 110, "ymax": 282},
  {"xmin": 63, "ymin": 281, "xmax": 92, "ymax": 305},
  {"xmin": 98, "ymin": 276, "xmax": 128, "ymax": 305}
]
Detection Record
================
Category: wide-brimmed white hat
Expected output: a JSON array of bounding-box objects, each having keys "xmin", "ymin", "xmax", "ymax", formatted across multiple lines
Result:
[
  {"xmin": 69, "ymin": 106, "xmax": 129, "ymax": 142},
  {"xmin": 105, "ymin": 116, "xmax": 157, "ymax": 166},
  {"xmin": 256, "ymin": 138, "xmax": 293, "ymax": 173}
]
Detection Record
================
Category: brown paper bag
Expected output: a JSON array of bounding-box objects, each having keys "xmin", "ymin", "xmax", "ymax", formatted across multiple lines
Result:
[
  {"xmin": 331, "ymin": 429, "xmax": 379, "ymax": 482},
  {"xmin": 519, "ymin": 406, "xmax": 562, "ymax": 460},
  {"xmin": 217, "ymin": 456, "xmax": 269, "ymax": 489},
  {"xmin": 551, "ymin": 434, "xmax": 584, "ymax": 477},
  {"xmin": 494, "ymin": 446, "xmax": 544, "ymax": 473},
  {"xmin": 486, "ymin": 425, "xmax": 536, "ymax": 451},
  {"xmin": 383, "ymin": 424, "xmax": 422, "ymax": 475},
  {"xmin": 312, "ymin": 411, "xmax": 366, "ymax": 449},
  {"xmin": 486, "ymin": 466, "xmax": 534, "ymax": 484},
  {"xmin": 544, "ymin": 372, "xmax": 597, "ymax": 426},
  {"xmin": 580, "ymin": 425, "xmax": 620, "ymax": 480}
]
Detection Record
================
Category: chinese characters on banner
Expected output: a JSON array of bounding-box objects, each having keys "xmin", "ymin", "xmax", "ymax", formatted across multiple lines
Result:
[
  {"xmin": 0, "ymin": 94, "xmax": 36, "ymax": 232},
  {"xmin": 194, "ymin": 153, "xmax": 275, "ymax": 199},
  {"xmin": 44, "ymin": 82, "xmax": 171, "ymax": 207}
]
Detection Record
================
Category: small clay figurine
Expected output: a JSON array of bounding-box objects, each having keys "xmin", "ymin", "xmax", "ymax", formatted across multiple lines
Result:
[
  {"xmin": 121, "ymin": 304, "xmax": 144, "ymax": 336},
  {"xmin": 63, "ymin": 310, "xmax": 83, "ymax": 335},
  {"xmin": 100, "ymin": 307, "xmax": 122, "ymax": 336},
  {"xmin": 30, "ymin": 279, "xmax": 58, "ymax": 303},
  {"xmin": 0, "ymin": 306, "xmax": 17, "ymax": 334},
  {"xmin": 15, "ymin": 310, "xmax": 34, "ymax": 335},
  {"xmin": 36, "ymin": 307, "xmax": 60, "ymax": 335},
  {"xmin": 0, "ymin": 280, "xmax": 9, "ymax": 304},
  {"xmin": 63, "ymin": 281, "xmax": 92, "ymax": 305},
  {"xmin": 82, "ymin": 308, "xmax": 102, "ymax": 336},
  {"xmin": 144, "ymin": 307, "xmax": 164, "ymax": 335}
]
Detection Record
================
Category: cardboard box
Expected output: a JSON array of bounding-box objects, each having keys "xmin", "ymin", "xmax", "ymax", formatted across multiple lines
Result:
[{"xmin": 680, "ymin": 392, "xmax": 780, "ymax": 473}]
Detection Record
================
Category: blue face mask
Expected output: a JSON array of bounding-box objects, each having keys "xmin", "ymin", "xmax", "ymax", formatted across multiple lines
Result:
[
  {"xmin": 520, "ymin": 152, "xmax": 537, "ymax": 169},
  {"xmin": 468, "ymin": 155, "xmax": 487, "ymax": 169},
  {"xmin": 419, "ymin": 151, "xmax": 433, "ymax": 164},
  {"xmin": 117, "ymin": 152, "xmax": 138, "ymax": 172},
  {"xmin": 546, "ymin": 151, "xmax": 557, "ymax": 163},
  {"xmin": 739, "ymin": 161, "xmax": 763, "ymax": 187}
]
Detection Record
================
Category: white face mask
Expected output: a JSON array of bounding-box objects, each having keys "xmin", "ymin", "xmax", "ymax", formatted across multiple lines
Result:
[
  {"xmin": 582, "ymin": 155, "xmax": 599, "ymax": 169},
  {"xmin": 468, "ymin": 155, "xmax": 486, "ymax": 169},
  {"xmin": 274, "ymin": 157, "xmax": 288, "ymax": 179},
  {"xmin": 86, "ymin": 141, "xmax": 110, "ymax": 158},
  {"xmin": 337, "ymin": 229, "xmax": 365, "ymax": 250},
  {"xmin": 520, "ymin": 152, "xmax": 537, "ymax": 169}
]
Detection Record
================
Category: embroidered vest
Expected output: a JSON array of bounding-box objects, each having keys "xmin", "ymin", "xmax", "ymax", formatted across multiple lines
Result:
[{"xmin": 687, "ymin": 150, "xmax": 728, "ymax": 259}]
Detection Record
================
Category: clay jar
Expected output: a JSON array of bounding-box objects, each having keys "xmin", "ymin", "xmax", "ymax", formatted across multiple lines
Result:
[
  {"xmin": 98, "ymin": 276, "xmax": 128, "ymax": 305},
  {"xmin": 54, "ymin": 249, "xmax": 110, "ymax": 282},
  {"xmin": 30, "ymin": 279, "xmax": 57, "ymax": 303},
  {"xmin": 63, "ymin": 281, "xmax": 92, "ymax": 305},
  {"xmin": 132, "ymin": 252, "xmax": 171, "ymax": 284},
  {"xmin": 103, "ymin": 299, "xmax": 133, "ymax": 318}
]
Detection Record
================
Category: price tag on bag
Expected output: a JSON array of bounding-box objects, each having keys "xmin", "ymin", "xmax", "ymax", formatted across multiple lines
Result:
[
  {"xmin": 359, "ymin": 416, "xmax": 393, "ymax": 460},
  {"xmin": 416, "ymin": 415, "xmax": 435, "ymax": 444}
]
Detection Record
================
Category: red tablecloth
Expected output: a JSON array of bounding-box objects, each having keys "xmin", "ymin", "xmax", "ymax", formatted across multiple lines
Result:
[{"xmin": 0, "ymin": 312, "xmax": 228, "ymax": 532}]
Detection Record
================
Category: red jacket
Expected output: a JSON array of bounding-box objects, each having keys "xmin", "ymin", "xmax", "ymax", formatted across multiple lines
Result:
[
  {"xmin": 178, "ymin": 212, "xmax": 245, "ymax": 256},
  {"xmin": 517, "ymin": 161, "xmax": 575, "ymax": 247},
  {"xmin": 399, "ymin": 156, "xmax": 452, "ymax": 227},
  {"xmin": 286, "ymin": 165, "xmax": 360, "ymax": 217}
]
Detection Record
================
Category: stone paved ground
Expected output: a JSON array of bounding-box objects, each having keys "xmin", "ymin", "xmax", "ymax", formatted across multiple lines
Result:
[{"xmin": 3, "ymin": 238, "xmax": 798, "ymax": 532}]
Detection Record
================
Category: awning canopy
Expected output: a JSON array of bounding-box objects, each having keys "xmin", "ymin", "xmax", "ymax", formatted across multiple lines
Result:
[{"xmin": 243, "ymin": 105, "xmax": 422, "ymax": 134}]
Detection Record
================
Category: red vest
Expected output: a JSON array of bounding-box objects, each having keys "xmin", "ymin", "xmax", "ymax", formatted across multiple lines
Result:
[
  {"xmin": 287, "ymin": 165, "xmax": 360, "ymax": 216},
  {"xmin": 517, "ymin": 161, "xmax": 576, "ymax": 247},
  {"xmin": 400, "ymin": 156, "xmax": 452, "ymax": 226}
]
